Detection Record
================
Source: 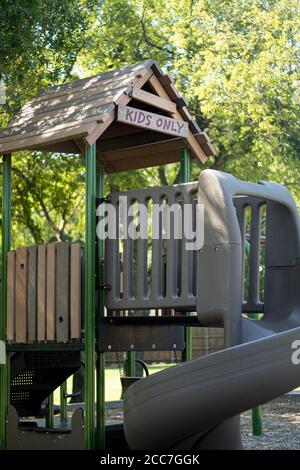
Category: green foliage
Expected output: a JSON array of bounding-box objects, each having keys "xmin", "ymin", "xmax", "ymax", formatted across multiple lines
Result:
[
  {"xmin": 0, "ymin": 0, "xmax": 100, "ymax": 246},
  {"xmin": 79, "ymin": 0, "xmax": 300, "ymax": 198},
  {"xmin": 1, "ymin": 0, "xmax": 300, "ymax": 248},
  {"xmin": 11, "ymin": 152, "xmax": 86, "ymax": 247},
  {"xmin": 0, "ymin": 0, "xmax": 99, "ymax": 122}
]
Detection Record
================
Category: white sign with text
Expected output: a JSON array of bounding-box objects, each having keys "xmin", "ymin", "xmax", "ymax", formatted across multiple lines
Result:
[{"xmin": 117, "ymin": 104, "xmax": 189, "ymax": 138}]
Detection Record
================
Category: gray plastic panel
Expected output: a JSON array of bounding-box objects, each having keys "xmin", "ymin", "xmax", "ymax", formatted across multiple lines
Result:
[
  {"xmin": 105, "ymin": 182, "xmax": 198, "ymax": 310},
  {"xmin": 234, "ymin": 196, "xmax": 265, "ymax": 313},
  {"xmin": 124, "ymin": 170, "xmax": 300, "ymax": 450},
  {"xmin": 124, "ymin": 325, "xmax": 300, "ymax": 449}
]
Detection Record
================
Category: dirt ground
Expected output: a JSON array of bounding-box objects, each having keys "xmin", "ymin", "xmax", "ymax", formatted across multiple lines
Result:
[
  {"xmin": 105, "ymin": 395, "xmax": 300, "ymax": 450},
  {"xmin": 241, "ymin": 396, "xmax": 300, "ymax": 450}
]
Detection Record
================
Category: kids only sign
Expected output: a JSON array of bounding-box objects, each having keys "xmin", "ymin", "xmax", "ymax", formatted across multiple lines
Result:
[{"xmin": 117, "ymin": 104, "xmax": 189, "ymax": 138}]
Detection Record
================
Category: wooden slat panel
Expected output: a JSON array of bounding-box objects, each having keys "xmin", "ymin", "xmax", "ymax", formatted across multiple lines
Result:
[
  {"xmin": 37, "ymin": 244, "xmax": 47, "ymax": 341},
  {"xmin": 27, "ymin": 246, "xmax": 37, "ymax": 342},
  {"xmin": 15, "ymin": 248, "xmax": 28, "ymax": 343},
  {"xmin": 10, "ymin": 96, "xmax": 115, "ymax": 130},
  {"xmin": 0, "ymin": 122, "xmax": 97, "ymax": 154},
  {"xmin": 46, "ymin": 243, "xmax": 56, "ymax": 341},
  {"xmin": 70, "ymin": 244, "xmax": 82, "ymax": 339},
  {"xmin": 56, "ymin": 243, "xmax": 70, "ymax": 342},
  {"xmin": 19, "ymin": 83, "xmax": 128, "ymax": 118},
  {"xmin": 32, "ymin": 63, "xmax": 150, "ymax": 102},
  {"xmin": 7, "ymin": 252, "xmax": 16, "ymax": 342},
  {"xmin": 0, "ymin": 104, "xmax": 111, "ymax": 141}
]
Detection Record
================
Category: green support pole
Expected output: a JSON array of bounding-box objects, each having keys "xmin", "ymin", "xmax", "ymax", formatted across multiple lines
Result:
[
  {"xmin": 251, "ymin": 366, "xmax": 263, "ymax": 435},
  {"xmin": 60, "ymin": 382, "xmax": 67, "ymax": 420},
  {"xmin": 126, "ymin": 351, "xmax": 136, "ymax": 376},
  {"xmin": 96, "ymin": 163, "xmax": 105, "ymax": 450},
  {"xmin": 180, "ymin": 149, "xmax": 192, "ymax": 362},
  {"xmin": 0, "ymin": 154, "xmax": 11, "ymax": 450},
  {"xmin": 46, "ymin": 394, "xmax": 54, "ymax": 428},
  {"xmin": 84, "ymin": 144, "xmax": 97, "ymax": 449},
  {"xmin": 245, "ymin": 240, "xmax": 262, "ymax": 436}
]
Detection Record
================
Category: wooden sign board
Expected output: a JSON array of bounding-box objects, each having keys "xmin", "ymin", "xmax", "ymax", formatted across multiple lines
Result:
[{"xmin": 117, "ymin": 105, "xmax": 189, "ymax": 138}]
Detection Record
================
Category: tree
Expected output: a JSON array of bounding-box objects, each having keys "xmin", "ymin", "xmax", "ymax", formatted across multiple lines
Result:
[
  {"xmin": 1, "ymin": 0, "xmax": 300, "ymax": 247},
  {"xmin": 78, "ymin": 0, "xmax": 300, "ymax": 201},
  {"xmin": 0, "ymin": 0, "xmax": 101, "ymax": 246}
]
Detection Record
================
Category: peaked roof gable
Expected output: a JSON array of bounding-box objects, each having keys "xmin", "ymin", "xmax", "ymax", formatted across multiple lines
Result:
[{"xmin": 0, "ymin": 60, "xmax": 216, "ymax": 169}]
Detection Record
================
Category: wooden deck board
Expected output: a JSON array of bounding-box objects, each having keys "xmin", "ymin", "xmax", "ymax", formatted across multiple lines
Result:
[
  {"xmin": 15, "ymin": 248, "xmax": 28, "ymax": 343},
  {"xmin": 27, "ymin": 246, "xmax": 37, "ymax": 342}
]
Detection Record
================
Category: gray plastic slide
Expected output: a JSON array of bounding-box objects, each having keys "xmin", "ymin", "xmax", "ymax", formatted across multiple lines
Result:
[{"xmin": 124, "ymin": 170, "xmax": 300, "ymax": 449}]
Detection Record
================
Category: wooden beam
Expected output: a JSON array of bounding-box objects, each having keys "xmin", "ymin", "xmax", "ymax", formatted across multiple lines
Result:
[
  {"xmin": 115, "ymin": 69, "xmax": 154, "ymax": 106},
  {"xmin": 104, "ymin": 150, "xmax": 182, "ymax": 173},
  {"xmin": 101, "ymin": 137, "xmax": 186, "ymax": 162},
  {"xmin": 159, "ymin": 75, "xmax": 173, "ymax": 86},
  {"xmin": 35, "ymin": 140, "xmax": 80, "ymax": 154},
  {"xmin": 84, "ymin": 111, "xmax": 115, "ymax": 146},
  {"xmin": 98, "ymin": 130, "xmax": 173, "ymax": 153},
  {"xmin": 73, "ymin": 139, "xmax": 86, "ymax": 154},
  {"xmin": 195, "ymin": 132, "xmax": 217, "ymax": 157},
  {"xmin": 127, "ymin": 87, "xmax": 176, "ymax": 114},
  {"xmin": 148, "ymin": 75, "xmax": 207, "ymax": 164}
]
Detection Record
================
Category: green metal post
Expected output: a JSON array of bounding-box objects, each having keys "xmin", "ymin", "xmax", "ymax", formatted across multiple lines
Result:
[
  {"xmin": 46, "ymin": 394, "xmax": 54, "ymax": 428},
  {"xmin": 180, "ymin": 149, "xmax": 192, "ymax": 362},
  {"xmin": 84, "ymin": 144, "xmax": 97, "ymax": 449},
  {"xmin": 0, "ymin": 154, "xmax": 11, "ymax": 450},
  {"xmin": 60, "ymin": 382, "xmax": 67, "ymax": 420},
  {"xmin": 126, "ymin": 351, "xmax": 136, "ymax": 376},
  {"xmin": 245, "ymin": 240, "xmax": 262, "ymax": 436},
  {"xmin": 251, "ymin": 377, "xmax": 263, "ymax": 435},
  {"xmin": 96, "ymin": 163, "xmax": 105, "ymax": 450}
]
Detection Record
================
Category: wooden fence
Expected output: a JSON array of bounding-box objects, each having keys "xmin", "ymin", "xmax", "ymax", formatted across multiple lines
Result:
[{"xmin": 7, "ymin": 242, "xmax": 82, "ymax": 343}]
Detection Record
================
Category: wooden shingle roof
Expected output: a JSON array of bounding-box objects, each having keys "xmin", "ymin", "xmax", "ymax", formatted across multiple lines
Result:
[{"xmin": 0, "ymin": 60, "xmax": 216, "ymax": 171}]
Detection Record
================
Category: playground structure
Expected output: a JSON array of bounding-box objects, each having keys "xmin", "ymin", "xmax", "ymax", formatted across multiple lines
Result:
[{"xmin": 0, "ymin": 60, "xmax": 299, "ymax": 450}]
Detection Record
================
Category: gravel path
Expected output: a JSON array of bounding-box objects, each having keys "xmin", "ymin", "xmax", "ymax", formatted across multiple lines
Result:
[
  {"xmin": 241, "ymin": 396, "xmax": 300, "ymax": 450},
  {"xmin": 106, "ymin": 395, "xmax": 300, "ymax": 450}
]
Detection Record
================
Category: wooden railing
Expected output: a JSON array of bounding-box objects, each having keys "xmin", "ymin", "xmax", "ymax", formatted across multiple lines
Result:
[{"xmin": 7, "ymin": 242, "xmax": 82, "ymax": 343}]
